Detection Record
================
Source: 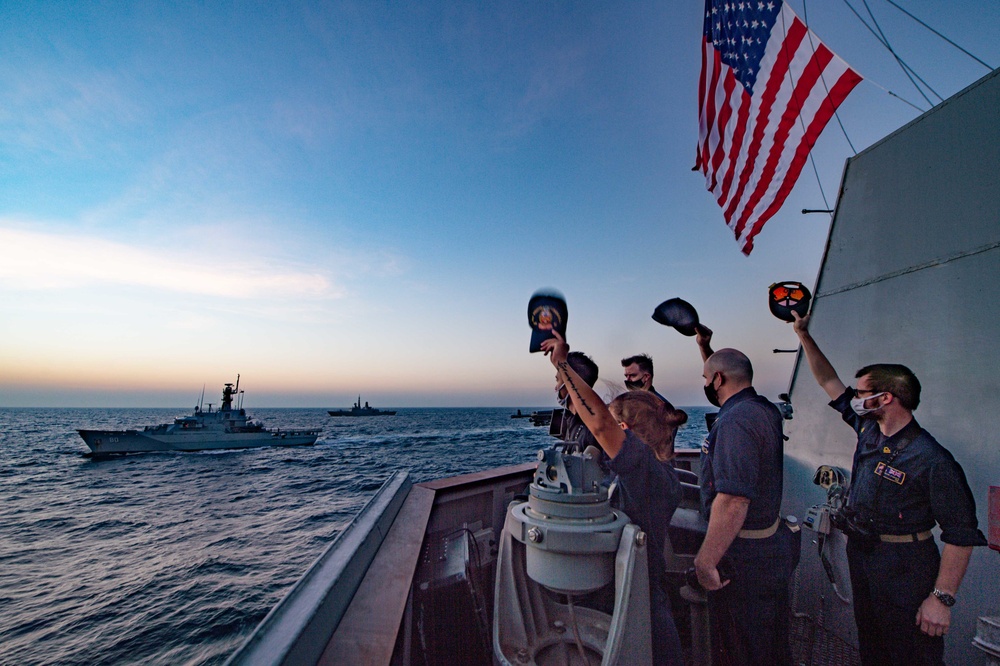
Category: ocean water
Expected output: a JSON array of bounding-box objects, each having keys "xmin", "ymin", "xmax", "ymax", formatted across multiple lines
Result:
[{"xmin": 0, "ymin": 406, "xmax": 710, "ymax": 665}]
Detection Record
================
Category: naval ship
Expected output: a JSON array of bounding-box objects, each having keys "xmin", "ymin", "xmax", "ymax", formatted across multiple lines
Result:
[
  {"xmin": 225, "ymin": 71, "xmax": 1000, "ymax": 665},
  {"xmin": 328, "ymin": 397, "xmax": 397, "ymax": 417},
  {"xmin": 77, "ymin": 377, "xmax": 321, "ymax": 457}
]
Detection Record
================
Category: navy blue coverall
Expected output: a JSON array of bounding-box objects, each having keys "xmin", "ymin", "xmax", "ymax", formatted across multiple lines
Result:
[
  {"xmin": 700, "ymin": 387, "xmax": 799, "ymax": 666},
  {"xmin": 831, "ymin": 388, "xmax": 987, "ymax": 666}
]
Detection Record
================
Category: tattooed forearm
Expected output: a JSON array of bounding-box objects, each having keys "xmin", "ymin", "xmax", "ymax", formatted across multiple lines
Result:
[{"xmin": 556, "ymin": 361, "xmax": 596, "ymax": 416}]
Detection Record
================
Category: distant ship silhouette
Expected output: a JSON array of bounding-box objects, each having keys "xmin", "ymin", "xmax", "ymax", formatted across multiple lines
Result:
[{"xmin": 328, "ymin": 396, "xmax": 397, "ymax": 417}]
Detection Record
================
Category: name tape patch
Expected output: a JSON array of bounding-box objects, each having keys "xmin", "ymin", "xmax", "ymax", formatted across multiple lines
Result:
[{"xmin": 874, "ymin": 461, "xmax": 906, "ymax": 485}]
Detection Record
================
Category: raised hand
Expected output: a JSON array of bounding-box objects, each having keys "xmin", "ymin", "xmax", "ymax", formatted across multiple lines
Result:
[{"xmin": 539, "ymin": 329, "xmax": 570, "ymax": 366}]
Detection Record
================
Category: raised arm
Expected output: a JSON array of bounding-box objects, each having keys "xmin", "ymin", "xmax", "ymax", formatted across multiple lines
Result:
[
  {"xmin": 541, "ymin": 332, "xmax": 626, "ymax": 458},
  {"xmin": 695, "ymin": 324, "xmax": 715, "ymax": 362},
  {"xmin": 791, "ymin": 313, "xmax": 847, "ymax": 400}
]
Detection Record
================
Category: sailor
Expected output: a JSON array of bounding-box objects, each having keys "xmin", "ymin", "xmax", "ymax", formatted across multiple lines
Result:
[
  {"xmin": 542, "ymin": 331, "xmax": 685, "ymax": 666},
  {"xmin": 621, "ymin": 353, "xmax": 676, "ymax": 406},
  {"xmin": 792, "ymin": 313, "xmax": 987, "ymax": 665},
  {"xmin": 691, "ymin": 326, "xmax": 798, "ymax": 666},
  {"xmin": 552, "ymin": 350, "xmax": 602, "ymax": 454}
]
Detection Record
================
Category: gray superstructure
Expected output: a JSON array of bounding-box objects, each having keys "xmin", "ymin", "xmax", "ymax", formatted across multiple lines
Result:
[
  {"xmin": 78, "ymin": 378, "xmax": 321, "ymax": 457},
  {"xmin": 783, "ymin": 68, "xmax": 1000, "ymax": 665}
]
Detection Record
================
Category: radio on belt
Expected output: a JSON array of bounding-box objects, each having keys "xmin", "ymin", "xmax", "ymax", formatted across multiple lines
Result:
[{"xmin": 804, "ymin": 504, "xmax": 832, "ymax": 534}]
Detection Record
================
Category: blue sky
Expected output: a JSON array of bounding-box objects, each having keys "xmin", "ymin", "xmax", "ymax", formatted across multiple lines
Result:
[{"xmin": 1, "ymin": 1, "xmax": 997, "ymax": 408}]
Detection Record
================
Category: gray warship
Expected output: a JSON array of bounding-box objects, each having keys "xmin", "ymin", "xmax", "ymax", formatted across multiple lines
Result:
[
  {"xmin": 328, "ymin": 397, "xmax": 397, "ymax": 416},
  {"xmin": 225, "ymin": 70, "xmax": 1000, "ymax": 666},
  {"xmin": 77, "ymin": 377, "xmax": 321, "ymax": 457}
]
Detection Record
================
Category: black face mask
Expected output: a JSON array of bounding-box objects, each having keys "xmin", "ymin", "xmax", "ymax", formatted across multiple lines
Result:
[
  {"xmin": 704, "ymin": 375, "xmax": 721, "ymax": 407},
  {"xmin": 624, "ymin": 379, "xmax": 646, "ymax": 391}
]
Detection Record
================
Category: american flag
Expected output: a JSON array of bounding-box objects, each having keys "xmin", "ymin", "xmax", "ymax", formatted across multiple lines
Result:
[{"xmin": 696, "ymin": 0, "xmax": 862, "ymax": 255}]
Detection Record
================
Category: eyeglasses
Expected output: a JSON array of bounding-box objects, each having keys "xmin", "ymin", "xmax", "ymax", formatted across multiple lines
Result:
[{"xmin": 855, "ymin": 388, "xmax": 880, "ymax": 396}]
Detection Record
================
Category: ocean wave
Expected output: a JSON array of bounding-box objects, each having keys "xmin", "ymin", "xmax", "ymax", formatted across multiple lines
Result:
[{"xmin": 0, "ymin": 406, "xmax": 709, "ymax": 665}]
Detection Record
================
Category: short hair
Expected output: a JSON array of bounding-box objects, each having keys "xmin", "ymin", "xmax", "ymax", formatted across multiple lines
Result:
[
  {"xmin": 610, "ymin": 391, "xmax": 688, "ymax": 462},
  {"xmin": 706, "ymin": 348, "xmax": 753, "ymax": 383},
  {"xmin": 856, "ymin": 364, "xmax": 921, "ymax": 411},
  {"xmin": 620, "ymin": 353, "xmax": 654, "ymax": 377},
  {"xmin": 567, "ymin": 351, "xmax": 599, "ymax": 388}
]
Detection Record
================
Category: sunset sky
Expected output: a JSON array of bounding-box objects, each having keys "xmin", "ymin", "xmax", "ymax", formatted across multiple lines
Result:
[{"xmin": 1, "ymin": 1, "xmax": 997, "ymax": 408}]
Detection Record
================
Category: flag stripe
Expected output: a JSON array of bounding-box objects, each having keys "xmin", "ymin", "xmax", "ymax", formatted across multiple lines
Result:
[
  {"xmin": 699, "ymin": 48, "xmax": 723, "ymax": 188},
  {"xmin": 733, "ymin": 37, "xmax": 834, "ymax": 236},
  {"xmin": 709, "ymin": 69, "xmax": 739, "ymax": 196},
  {"xmin": 716, "ymin": 86, "xmax": 750, "ymax": 209},
  {"xmin": 738, "ymin": 59, "xmax": 853, "ymax": 241},
  {"xmin": 740, "ymin": 68, "xmax": 864, "ymax": 252},
  {"xmin": 724, "ymin": 12, "xmax": 809, "ymax": 227},
  {"xmin": 696, "ymin": 0, "xmax": 862, "ymax": 254}
]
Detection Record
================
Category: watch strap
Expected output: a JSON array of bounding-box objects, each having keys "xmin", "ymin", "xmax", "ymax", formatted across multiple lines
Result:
[{"xmin": 932, "ymin": 588, "xmax": 956, "ymax": 607}]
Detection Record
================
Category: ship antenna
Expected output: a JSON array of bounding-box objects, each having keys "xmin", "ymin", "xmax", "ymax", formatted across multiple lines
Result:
[{"xmin": 199, "ymin": 384, "xmax": 205, "ymax": 411}]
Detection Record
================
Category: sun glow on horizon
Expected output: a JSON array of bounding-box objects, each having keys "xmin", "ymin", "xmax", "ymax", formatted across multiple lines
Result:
[
  {"xmin": 2, "ymin": 2, "xmax": 995, "ymax": 408},
  {"xmin": 0, "ymin": 226, "xmax": 342, "ymax": 299}
]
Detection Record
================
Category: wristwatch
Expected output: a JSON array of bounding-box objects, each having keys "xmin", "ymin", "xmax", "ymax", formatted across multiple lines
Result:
[{"xmin": 932, "ymin": 588, "xmax": 956, "ymax": 607}]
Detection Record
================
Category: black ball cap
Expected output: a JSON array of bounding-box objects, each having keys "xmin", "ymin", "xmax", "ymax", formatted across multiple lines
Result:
[
  {"xmin": 652, "ymin": 298, "xmax": 701, "ymax": 336},
  {"xmin": 768, "ymin": 282, "xmax": 812, "ymax": 322},
  {"xmin": 528, "ymin": 289, "xmax": 567, "ymax": 353}
]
